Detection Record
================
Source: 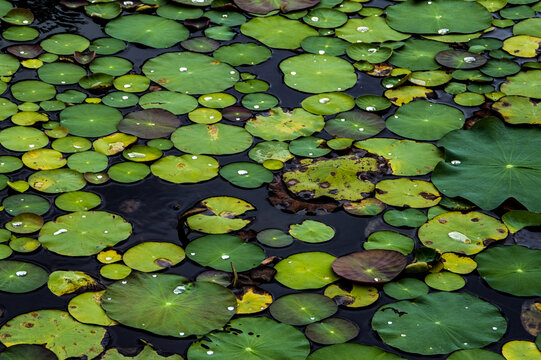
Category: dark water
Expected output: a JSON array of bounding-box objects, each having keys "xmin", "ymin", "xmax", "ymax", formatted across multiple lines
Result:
[{"xmin": 0, "ymin": 0, "xmax": 536, "ymax": 358}]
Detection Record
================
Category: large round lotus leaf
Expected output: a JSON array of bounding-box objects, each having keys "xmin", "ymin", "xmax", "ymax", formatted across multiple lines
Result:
[
  {"xmin": 280, "ymin": 54, "xmax": 356, "ymax": 93},
  {"xmin": 307, "ymin": 344, "xmax": 404, "ymax": 360},
  {"xmin": 475, "ymin": 245, "xmax": 541, "ymax": 296},
  {"xmin": 386, "ymin": 0, "xmax": 492, "ymax": 34},
  {"xmin": 448, "ymin": 349, "xmax": 504, "ymax": 360},
  {"xmin": 282, "ymin": 155, "xmax": 379, "ymax": 201},
  {"xmin": 500, "ymin": 70, "xmax": 541, "ymax": 99},
  {"xmin": 245, "ymin": 107, "xmax": 324, "ymax": 141},
  {"xmin": 332, "ymin": 250, "xmax": 407, "ymax": 284},
  {"xmin": 336, "ymin": 16, "xmax": 409, "ymax": 43},
  {"xmin": 0, "ymin": 310, "xmax": 106, "ymax": 360},
  {"xmin": 38, "ymin": 62, "xmax": 86, "ymax": 85},
  {"xmin": 171, "ymin": 124, "xmax": 252, "ymax": 155},
  {"xmin": 389, "ymin": 40, "xmax": 451, "ymax": 71},
  {"xmin": 0, "ymin": 344, "xmax": 58, "ymax": 360},
  {"xmin": 38, "ymin": 211, "xmax": 132, "ymax": 256},
  {"xmin": 143, "ymin": 52, "xmax": 239, "ymax": 94},
  {"xmin": 289, "ymin": 220, "xmax": 334, "ymax": 243},
  {"xmin": 213, "ymin": 43, "xmax": 271, "ymax": 66},
  {"xmin": 67, "ymin": 291, "xmax": 115, "ymax": 326},
  {"xmin": 123, "ymin": 242, "xmax": 185, "ymax": 272},
  {"xmin": 150, "ymin": 155, "xmax": 219, "ymax": 183},
  {"xmin": 493, "ymin": 96, "xmax": 541, "ymax": 125},
  {"xmin": 435, "ymin": 50, "xmax": 487, "ymax": 69},
  {"xmin": 187, "ymin": 317, "xmax": 310, "ymax": 359},
  {"xmin": 301, "ymin": 92, "xmax": 355, "ymax": 115},
  {"xmin": 375, "ymin": 179, "xmax": 441, "ymax": 208},
  {"xmin": 2, "ymin": 194, "xmax": 50, "ymax": 216},
  {"xmin": 186, "ymin": 197, "xmax": 254, "ymax": 234},
  {"xmin": 11, "ymin": 80, "xmax": 56, "ymax": 102},
  {"xmin": 270, "ymin": 293, "xmax": 337, "ymax": 326},
  {"xmin": 372, "ymin": 292, "xmax": 506, "ymax": 355},
  {"xmin": 305, "ymin": 318, "xmax": 359, "ymax": 345},
  {"xmin": 117, "ymin": 109, "xmax": 179, "ymax": 139},
  {"xmin": 364, "ymin": 231, "xmax": 414, "ymax": 256},
  {"xmin": 275, "ymin": 252, "xmax": 339, "ymax": 290},
  {"xmin": 0, "ymin": 260, "xmax": 48, "ymax": 293},
  {"xmin": 240, "ymin": 16, "xmax": 318, "ymax": 49},
  {"xmin": 139, "ymin": 91, "xmax": 198, "ymax": 115},
  {"xmin": 105, "ymin": 15, "xmax": 188, "ymax": 48},
  {"xmin": 355, "ymin": 138, "xmax": 443, "ymax": 176},
  {"xmin": 186, "ymin": 235, "xmax": 264, "ymax": 272},
  {"xmin": 102, "ymin": 272, "xmax": 237, "ymax": 337},
  {"xmin": 418, "ymin": 211, "xmax": 507, "ymax": 255},
  {"xmin": 325, "ymin": 110, "xmax": 385, "ymax": 140},
  {"xmin": 40, "ymin": 34, "xmax": 89, "ymax": 55},
  {"xmin": 432, "ymin": 117, "xmax": 541, "ymax": 212},
  {"xmin": 60, "ymin": 104, "xmax": 122, "ymax": 137},
  {"xmin": 28, "ymin": 169, "xmax": 86, "ymax": 194},
  {"xmin": 386, "ymin": 101, "xmax": 465, "ymax": 140}
]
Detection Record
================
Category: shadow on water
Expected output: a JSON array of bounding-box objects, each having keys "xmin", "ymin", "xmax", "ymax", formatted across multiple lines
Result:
[{"xmin": 0, "ymin": 0, "xmax": 536, "ymax": 358}]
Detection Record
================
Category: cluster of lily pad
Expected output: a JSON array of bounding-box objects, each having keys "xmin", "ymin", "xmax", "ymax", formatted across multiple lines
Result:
[{"xmin": 0, "ymin": 0, "xmax": 541, "ymax": 359}]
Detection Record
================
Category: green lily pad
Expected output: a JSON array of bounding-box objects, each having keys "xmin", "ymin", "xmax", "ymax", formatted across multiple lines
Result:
[
  {"xmin": 38, "ymin": 211, "xmax": 132, "ymax": 256},
  {"xmin": 432, "ymin": 117, "xmax": 541, "ymax": 212},
  {"xmin": 424, "ymin": 271, "xmax": 465, "ymax": 291},
  {"xmin": 213, "ymin": 43, "xmax": 270, "ymax": 66},
  {"xmin": 101, "ymin": 345, "xmax": 183, "ymax": 360},
  {"xmin": 288, "ymin": 136, "xmax": 330, "ymax": 158},
  {"xmin": 364, "ymin": 231, "xmax": 414, "ymax": 255},
  {"xmin": 241, "ymin": 16, "xmax": 318, "ymax": 49},
  {"xmin": 324, "ymin": 282, "xmax": 379, "ymax": 308},
  {"xmin": 187, "ymin": 317, "xmax": 310, "ymax": 359},
  {"xmin": 305, "ymin": 318, "xmax": 359, "ymax": 345},
  {"xmin": 307, "ymin": 344, "xmax": 403, "ymax": 360},
  {"xmin": 2, "ymin": 194, "xmax": 50, "ymax": 216},
  {"xmin": 0, "ymin": 260, "xmax": 48, "ymax": 293},
  {"xmin": 171, "ymin": 124, "xmax": 252, "ymax": 155},
  {"xmin": 282, "ymin": 155, "xmax": 379, "ymax": 201},
  {"xmin": 383, "ymin": 277, "xmax": 429, "ymax": 300},
  {"xmin": 139, "ymin": 91, "xmax": 198, "ymax": 115},
  {"xmin": 186, "ymin": 235, "xmax": 264, "ymax": 272},
  {"xmin": 476, "ymin": 245, "xmax": 541, "ymax": 296},
  {"xmin": 280, "ymin": 54, "xmax": 357, "ymax": 93},
  {"xmin": 389, "ymin": 40, "xmax": 451, "ymax": 71},
  {"xmin": 100, "ymin": 264, "xmax": 131, "ymax": 280},
  {"xmin": 325, "ymin": 110, "xmax": 385, "ymax": 140},
  {"xmin": 301, "ymin": 92, "xmax": 355, "ymax": 115},
  {"xmin": 386, "ymin": 100, "xmax": 464, "ymax": 140},
  {"xmin": 60, "ymin": 104, "xmax": 122, "ymax": 138},
  {"xmin": 47, "ymin": 270, "xmax": 97, "ymax": 296},
  {"xmin": 447, "ymin": 349, "xmax": 505, "ymax": 360},
  {"xmin": 102, "ymin": 272, "xmax": 237, "ymax": 337},
  {"xmin": 383, "ymin": 208, "xmax": 427, "ymax": 228},
  {"xmin": 123, "ymin": 242, "xmax": 185, "ymax": 272},
  {"xmin": 0, "ymin": 310, "xmax": 106, "ymax": 360},
  {"xmin": 355, "ymin": 138, "xmax": 443, "ymax": 176},
  {"xmin": 418, "ymin": 211, "xmax": 508, "ymax": 255},
  {"xmin": 0, "ymin": 344, "xmax": 58, "ymax": 360},
  {"xmin": 275, "ymin": 252, "xmax": 339, "ymax": 290},
  {"xmin": 40, "ymin": 34, "xmax": 89, "ymax": 55},
  {"xmin": 107, "ymin": 162, "xmax": 150, "ymax": 183},
  {"xmin": 289, "ymin": 220, "xmax": 334, "ymax": 243},
  {"xmin": 38, "ymin": 63, "xmax": 86, "ymax": 85},
  {"xmin": 332, "ymin": 249, "xmax": 407, "ymax": 284},
  {"xmin": 245, "ymin": 107, "xmax": 324, "ymax": 141},
  {"xmin": 105, "ymin": 15, "xmax": 189, "ymax": 48},
  {"xmin": 435, "ymin": 50, "xmax": 487, "ymax": 69},
  {"xmin": 502, "ymin": 210, "xmax": 541, "ymax": 233},
  {"xmin": 219, "ymin": 162, "xmax": 273, "ymax": 188},
  {"xmin": 142, "ymin": 52, "xmax": 239, "ymax": 94},
  {"xmin": 372, "ymin": 292, "xmax": 506, "ymax": 355},
  {"xmin": 256, "ymin": 229, "xmax": 294, "ymax": 248},
  {"xmin": 270, "ymin": 293, "xmax": 337, "ymax": 325},
  {"xmin": 118, "ymin": 109, "xmax": 180, "ymax": 139},
  {"xmin": 68, "ymin": 291, "xmax": 116, "ymax": 326},
  {"xmin": 185, "ymin": 196, "xmax": 254, "ymax": 234},
  {"xmin": 501, "ymin": 70, "xmax": 541, "ymax": 99},
  {"xmin": 28, "ymin": 169, "xmax": 86, "ymax": 194},
  {"xmin": 386, "ymin": 0, "xmax": 492, "ymax": 34},
  {"xmin": 336, "ymin": 16, "xmax": 409, "ymax": 44},
  {"xmin": 493, "ymin": 96, "xmax": 541, "ymax": 124},
  {"xmin": 151, "ymin": 155, "xmax": 219, "ymax": 183},
  {"xmin": 375, "ymin": 179, "xmax": 441, "ymax": 208},
  {"xmin": 11, "ymin": 80, "xmax": 56, "ymax": 102}
]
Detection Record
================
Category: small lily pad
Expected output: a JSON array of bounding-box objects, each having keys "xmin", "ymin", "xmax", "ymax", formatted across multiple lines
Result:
[{"xmin": 332, "ymin": 250, "xmax": 407, "ymax": 284}]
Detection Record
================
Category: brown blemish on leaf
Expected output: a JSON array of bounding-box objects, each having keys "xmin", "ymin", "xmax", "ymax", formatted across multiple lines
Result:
[{"xmin": 420, "ymin": 192, "xmax": 439, "ymax": 200}]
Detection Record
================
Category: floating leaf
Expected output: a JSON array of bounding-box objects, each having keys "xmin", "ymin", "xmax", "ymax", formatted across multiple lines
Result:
[
  {"xmin": 0, "ymin": 260, "xmax": 48, "ymax": 293},
  {"xmin": 241, "ymin": 16, "xmax": 318, "ymax": 49},
  {"xmin": 150, "ymin": 155, "xmax": 219, "ymax": 183},
  {"xmin": 307, "ymin": 344, "xmax": 403, "ymax": 360},
  {"xmin": 123, "ymin": 242, "xmax": 185, "ymax": 272},
  {"xmin": 185, "ymin": 196, "xmax": 254, "ymax": 234},
  {"xmin": 171, "ymin": 124, "xmax": 253, "ymax": 155},
  {"xmin": 332, "ymin": 250, "xmax": 406, "ymax": 284},
  {"xmin": 245, "ymin": 107, "xmax": 324, "ymax": 141},
  {"xmin": 275, "ymin": 252, "xmax": 338, "ymax": 290},
  {"xmin": 375, "ymin": 179, "xmax": 441, "ymax": 208}
]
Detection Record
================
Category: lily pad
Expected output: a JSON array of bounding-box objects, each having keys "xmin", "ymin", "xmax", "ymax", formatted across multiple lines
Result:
[
  {"xmin": 185, "ymin": 196, "xmax": 254, "ymax": 234},
  {"xmin": 336, "ymin": 16, "xmax": 409, "ymax": 44},
  {"xmin": 500, "ymin": 70, "xmax": 541, "ymax": 99},
  {"xmin": 375, "ymin": 179, "xmax": 441, "ymax": 208},
  {"xmin": 219, "ymin": 162, "xmax": 273, "ymax": 189},
  {"xmin": 240, "ymin": 16, "xmax": 318, "ymax": 49},
  {"xmin": 123, "ymin": 242, "xmax": 185, "ymax": 272},
  {"xmin": 270, "ymin": 293, "xmax": 337, "ymax": 325},
  {"xmin": 187, "ymin": 317, "xmax": 310, "ymax": 359},
  {"xmin": 289, "ymin": 220, "xmax": 334, "ymax": 243},
  {"xmin": 305, "ymin": 318, "xmax": 359, "ymax": 345},
  {"xmin": 493, "ymin": 96, "xmax": 541, "ymax": 124},
  {"xmin": 280, "ymin": 54, "xmax": 357, "ymax": 93},
  {"xmin": 332, "ymin": 250, "xmax": 407, "ymax": 284},
  {"xmin": 0, "ymin": 260, "xmax": 48, "ymax": 293},
  {"xmin": 38, "ymin": 211, "xmax": 132, "ymax": 256},
  {"xmin": 102, "ymin": 272, "xmax": 237, "ymax": 337},
  {"xmin": 118, "ymin": 109, "xmax": 180, "ymax": 139},
  {"xmin": 60, "ymin": 104, "xmax": 122, "ymax": 138},
  {"xmin": 68, "ymin": 291, "xmax": 116, "ymax": 326},
  {"xmin": 364, "ymin": 231, "xmax": 414, "ymax": 255},
  {"xmin": 151, "ymin": 155, "xmax": 219, "ymax": 183},
  {"xmin": 324, "ymin": 282, "xmax": 379, "ymax": 308},
  {"xmin": 383, "ymin": 277, "xmax": 429, "ymax": 300},
  {"xmin": 432, "ymin": 117, "xmax": 541, "ymax": 212},
  {"xmin": 186, "ymin": 235, "xmax": 265, "ymax": 272},
  {"xmin": 476, "ymin": 245, "xmax": 541, "ymax": 296},
  {"xmin": 0, "ymin": 344, "xmax": 58, "ymax": 360},
  {"xmin": 307, "ymin": 344, "xmax": 403, "ymax": 360},
  {"xmin": 418, "ymin": 211, "xmax": 507, "ymax": 255},
  {"xmin": 0, "ymin": 310, "xmax": 106, "ymax": 360},
  {"xmin": 245, "ymin": 107, "xmax": 324, "ymax": 141},
  {"xmin": 325, "ymin": 110, "xmax": 385, "ymax": 140},
  {"xmin": 171, "ymin": 124, "xmax": 253, "ymax": 155},
  {"xmin": 275, "ymin": 252, "xmax": 339, "ymax": 290},
  {"xmin": 372, "ymin": 292, "xmax": 506, "ymax": 355},
  {"xmin": 142, "ymin": 52, "xmax": 239, "ymax": 94}
]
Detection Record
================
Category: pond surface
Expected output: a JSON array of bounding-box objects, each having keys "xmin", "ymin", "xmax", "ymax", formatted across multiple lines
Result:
[{"xmin": 0, "ymin": 0, "xmax": 540, "ymax": 359}]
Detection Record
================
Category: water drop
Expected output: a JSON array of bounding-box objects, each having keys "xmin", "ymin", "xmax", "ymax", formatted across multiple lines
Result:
[
  {"xmin": 311, "ymin": 16, "xmax": 319, "ymax": 21},
  {"xmin": 237, "ymin": 170, "xmax": 248, "ymax": 175},
  {"xmin": 463, "ymin": 57, "xmax": 476, "ymax": 63},
  {"xmin": 105, "ymin": 257, "xmax": 113, "ymax": 261},
  {"xmin": 207, "ymin": 350, "xmax": 214, "ymax": 355},
  {"xmin": 221, "ymin": 254, "xmax": 230, "ymax": 260},
  {"xmin": 121, "ymin": 281, "xmax": 127, "ymax": 284},
  {"xmin": 387, "ymin": 321, "xmax": 393, "ymax": 325},
  {"xmin": 357, "ymin": 26, "xmax": 369, "ymax": 32},
  {"xmin": 290, "ymin": 71, "xmax": 296, "ymax": 75},
  {"xmin": 179, "ymin": 332, "xmax": 185, "ymax": 336},
  {"xmin": 173, "ymin": 285, "xmax": 186, "ymax": 294},
  {"xmin": 179, "ymin": 67, "xmax": 188, "ymax": 72},
  {"xmin": 319, "ymin": 97, "xmax": 330, "ymax": 104},
  {"xmin": 438, "ymin": 28, "xmax": 449, "ymax": 35},
  {"xmin": 16, "ymin": 271, "xmax": 27, "ymax": 277},
  {"xmin": 366, "ymin": 106, "xmax": 376, "ymax": 111},
  {"xmin": 448, "ymin": 231, "xmax": 471, "ymax": 243},
  {"xmin": 53, "ymin": 229, "xmax": 68, "ymax": 235},
  {"xmin": 451, "ymin": 160, "xmax": 461, "ymax": 165},
  {"xmin": 227, "ymin": 306, "xmax": 235, "ymax": 311},
  {"xmin": 401, "ymin": 334, "xmax": 407, "ymax": 337},
  {"xmin": 368, "ymin": 48, "xmax": 377, "ymax": 53}
]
